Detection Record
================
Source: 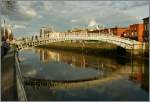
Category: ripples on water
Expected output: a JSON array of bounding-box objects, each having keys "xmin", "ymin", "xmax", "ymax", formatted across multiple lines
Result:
[{"xmin": 18, "ymin": 48, "xmax": 149, "ymax": 101}]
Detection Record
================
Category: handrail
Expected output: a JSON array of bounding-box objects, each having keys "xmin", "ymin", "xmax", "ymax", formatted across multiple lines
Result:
[
  {"xmin": 15, "ymin": 50, "xmax": 27, "ymax": 101},
  {"xmin": 15, "ymin": 33, "xmax": 145, "ymax": 50}
]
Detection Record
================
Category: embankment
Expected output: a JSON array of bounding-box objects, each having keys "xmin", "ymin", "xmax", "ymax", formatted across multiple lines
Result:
[
  {"xmin": 36, "ymin": 41, "xmax": 149, "ymax": 59},
  {"xmin": 36, "ymin": 41, "xmax": 124, "ymax": 57}
]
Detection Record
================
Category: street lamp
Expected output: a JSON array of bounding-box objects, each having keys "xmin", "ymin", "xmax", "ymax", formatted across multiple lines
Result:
[{"xmin": 97, "ymin": 25, "xmax": 100, "ymax": 36}]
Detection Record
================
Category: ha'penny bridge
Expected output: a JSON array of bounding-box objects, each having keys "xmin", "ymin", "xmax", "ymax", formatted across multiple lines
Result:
[
  {"xmin": 3, "ymin": 32, "xmax": 146, "ymax": 101},
  {"xmin": 12, "ymin": 32, "xmax": 145, "ymax": 51}
]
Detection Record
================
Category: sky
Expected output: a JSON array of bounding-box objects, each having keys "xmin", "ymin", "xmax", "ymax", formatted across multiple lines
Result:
[{"xmin": 1, "ymin": 1, "xmax": 149, "ymax": 38}]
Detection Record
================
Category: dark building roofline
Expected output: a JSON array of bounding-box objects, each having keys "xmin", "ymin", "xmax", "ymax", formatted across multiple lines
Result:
[
  {"xmin": 110, "ymin": 27, "xmax": 127, "ymax": 29},
  {"xmin": 129, "ymin": 23, "xmax": 143, "ymax": 26},
  {"xmin": 143, "ymin": 17, "xmax": 149, "ymax": 20}
]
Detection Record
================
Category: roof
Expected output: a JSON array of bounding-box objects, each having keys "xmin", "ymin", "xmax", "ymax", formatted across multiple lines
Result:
[
  {"xmin": 129, "ymin": 23, "xmax": 143, "ymax": 26},
  {"xmin": 143, "ymin": 17, "xmax": 149, "ymax": 20},
  {"xmin": 110, "ymin": 27, "xmax": 127, "ymax": 29}
]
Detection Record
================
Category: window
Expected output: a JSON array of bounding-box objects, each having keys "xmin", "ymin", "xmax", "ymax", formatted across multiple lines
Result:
[{"xmin": 134, "ymin": 32, "xmax": 137, "ymax": 37}]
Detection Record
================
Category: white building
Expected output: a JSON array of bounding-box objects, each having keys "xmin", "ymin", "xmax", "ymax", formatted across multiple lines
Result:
[{"xmin": 40, "ymin": 26, "xmax": 54, "ymax": 38}]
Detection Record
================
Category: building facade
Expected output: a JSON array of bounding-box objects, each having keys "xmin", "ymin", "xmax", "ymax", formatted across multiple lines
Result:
[
  {"xmin": 40, "ymin": 26, "xmax": 54, "ymax": 38},
  {"xmin": 143, "ymin": 17, "xmax": 149, "ymax": 42},
  {"xmin": 129, "ymin": 24, "xmax": 143, "ymax": 41},
  {"xmin": 110, "ymin": 27, "xmax": 127, "ymax": 37},
  {"xmin": 124, "ymin": 24, "xmax": 144, "ymax": 41},
  {"xmin": 100, "ymin": 28, "xmax": 109, "ymax": 34},
  {"xmin": 1, "ymin": 25, "xmax": 13, "ymax": 41}
]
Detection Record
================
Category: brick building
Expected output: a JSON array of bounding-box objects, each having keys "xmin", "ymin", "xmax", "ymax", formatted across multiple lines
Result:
[
  {"xmin": 143, "ymin": 17, "xmax": 149, "ymax": 42},
  {"xmin": 87, "ymin": 27, "xmax": 127, "ymax": 36},
  {"xmin": 125, "ymin": 24, "xmax": 144, "ymax": 41},
  {"xmin": 110, "ymin": 26, "xmax": 127, "ymax": 37},
  {"xmin": 100, "ymin": 28, "xmax": 109, "ymax": 34}
]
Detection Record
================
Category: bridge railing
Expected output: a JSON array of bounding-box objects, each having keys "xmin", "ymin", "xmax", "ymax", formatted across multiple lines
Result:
[{"xmin": 15, "ymin": 32, "xmax": 145, "ymax": 50}]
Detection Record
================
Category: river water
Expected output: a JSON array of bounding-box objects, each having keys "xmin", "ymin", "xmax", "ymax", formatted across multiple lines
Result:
[{"xmin": 18, "ymin": 47, "xmax": 149, "ymax": 101}]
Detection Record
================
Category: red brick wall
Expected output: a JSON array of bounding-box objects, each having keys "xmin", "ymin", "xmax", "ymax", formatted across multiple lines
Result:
[
  {"xmin": 110, "ymin": 27, "xmax": 127, "ymax": 36},
  {"xmin": 137, "ymin": 24, "xmax": 144, "ymax": 42},
  {"xmin": 117, "ymin": 28, "xmax": 127, "ymax": 37},
  {"xmin": 127, "ymin": 24, "xmax": 144, "ymax": 41}
]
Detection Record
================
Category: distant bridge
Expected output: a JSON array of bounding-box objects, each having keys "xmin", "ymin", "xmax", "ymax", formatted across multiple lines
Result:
[{"xmin": 12, "ymin": 32, "xmax": 145, "ymax": 51}]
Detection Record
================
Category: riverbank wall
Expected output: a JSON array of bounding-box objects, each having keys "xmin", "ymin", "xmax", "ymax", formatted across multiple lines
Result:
[
  {"xmin": 1, "ymin": 48, "xmax": 17, "ymax": 101},
  {"xmin": 36, "ymin": 41, "xmax": 149, "ymax": 59},
  {"xmin": 37, "ymin": 41, "xmax": 118, "ymax": 57}
]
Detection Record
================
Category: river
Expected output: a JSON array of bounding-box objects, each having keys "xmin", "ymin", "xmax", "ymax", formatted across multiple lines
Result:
[{"xmin": 18, "ymin": 47, "xmax": 149, "ymax": 101}]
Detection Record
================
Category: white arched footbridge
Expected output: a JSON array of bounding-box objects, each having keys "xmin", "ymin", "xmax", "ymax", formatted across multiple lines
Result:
[{"xmin": 13, "ymin": 33, "xmax": 145, "ymax": 51}]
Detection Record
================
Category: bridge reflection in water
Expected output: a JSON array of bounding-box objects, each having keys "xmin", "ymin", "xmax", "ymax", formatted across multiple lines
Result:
[{"xmin": 19, "ymin": 48, "xmax": 149, "ymax": 101}]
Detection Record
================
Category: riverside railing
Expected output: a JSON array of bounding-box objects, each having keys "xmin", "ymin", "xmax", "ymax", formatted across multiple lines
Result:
[{"xmin": 14, "ymin": 48, "xmax": 27, "ymax": 101}]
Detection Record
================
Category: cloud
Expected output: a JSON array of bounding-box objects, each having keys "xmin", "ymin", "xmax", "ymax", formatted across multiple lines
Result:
[
  {"xmin": 14, "ymin": 24, "xmax": 26, "ymax": 29},
  {"xmin": 37, "ymin": 15, "xmax": 43, "ymax": 19},
  {"xmin": 1, "ymin": 1, "xmax": 42, "ymax": 22},
  {"xmin": 25, "ymin": 9, "xmax": 37, "ymax": 17},
  {"xmin": 70, "ymin": 19, "xmax": 79, "ymax": 23},
  {"xmin": 42, "ymin": 1, "xmax": 52, "ymax": 11},
  {"xmin": 95, "ymin": 1, "xmax": 148, "ymax": 11},
  {"xmin": 1, "ymin": 1, "xmax": 148, "ymax": 37}
]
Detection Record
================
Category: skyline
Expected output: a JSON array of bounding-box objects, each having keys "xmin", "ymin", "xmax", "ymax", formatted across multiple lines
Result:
[{"xmin": 1, "ymin": 1, "xmax": 149, "ymax": 37}]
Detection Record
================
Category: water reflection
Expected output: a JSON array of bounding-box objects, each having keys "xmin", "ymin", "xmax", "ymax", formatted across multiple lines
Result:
[
  {"xmin": 35, "ymin": 48, "xmax": 128, "ymax": 70},
  {"xmin": 129, "ymin": 60, "xmax": 149, "ymax": 92},
  {"xmin": 19, "ymin": 48, "xmax": 149, "ymax": 101}
]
